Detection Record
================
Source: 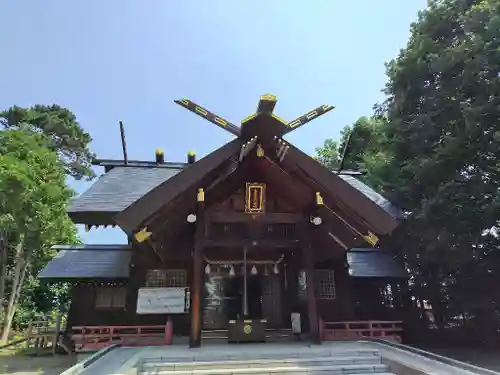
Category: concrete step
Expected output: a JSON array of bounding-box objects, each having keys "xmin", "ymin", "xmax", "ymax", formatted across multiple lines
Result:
[
  {"xmin": 143, "ymin": 348, "xmax": 382, "ymax": 363},
  {"xmin": 140, "ymin": 363, "xmax": 392, "ymax": 374},
  {"xmin": 141, "ymin": 355, "xmax": 383, "ymax": 371},
  {"xmin": 202, "ymin": 329, "xmax": 296, "ymax": 344}
]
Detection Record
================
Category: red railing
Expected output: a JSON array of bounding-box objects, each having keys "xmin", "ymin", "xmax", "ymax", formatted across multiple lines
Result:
[
  {"xmin": 72, "ymin": 320, "xmax": 173, "ymax": 350},
  {"xmin": 319, "ymin": 319, "xmax": 402, "ymax": 342}
]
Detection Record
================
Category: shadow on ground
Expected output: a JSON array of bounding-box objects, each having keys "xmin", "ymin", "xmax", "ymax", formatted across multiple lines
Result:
[{"xmin": 0, "ymin": 354, "xmax": 76, "ymax": 375}]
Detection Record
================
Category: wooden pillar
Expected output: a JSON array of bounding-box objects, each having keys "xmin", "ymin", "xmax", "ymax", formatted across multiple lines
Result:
[
  {"xmin": 301, "ymin": 221, "xmax": 320, "ymax": 344},
  {"xmin": 189, "ymin": 188, "xmax": 205, "ymax": 348}
]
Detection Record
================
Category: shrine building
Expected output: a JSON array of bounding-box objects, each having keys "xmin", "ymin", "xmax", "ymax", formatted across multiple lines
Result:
[{"xmin": 38, "ymin": 95, "xmax": 408, "ymax": 348}]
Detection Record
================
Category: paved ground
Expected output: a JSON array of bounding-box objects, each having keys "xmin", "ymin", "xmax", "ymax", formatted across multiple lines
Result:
[
  {"xmin": 1, "ymin": 342, "xmax": 500, "ymax": 374},
  {"xmin": 414, "ymin": 345, "xmax": 500, "ymax": 372},
  {"xmin": 0, "ymin": 355, "xmax": 76, "ymax": 375}
]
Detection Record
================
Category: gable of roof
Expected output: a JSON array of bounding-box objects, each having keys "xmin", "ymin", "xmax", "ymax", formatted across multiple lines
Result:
[
  {"xmin": 69, "ymin": 155, "xmax": 404, "ymax": 231},
  {"xmin": 38, "ymin": 244, "xmax": 131, "ymax": 280}
]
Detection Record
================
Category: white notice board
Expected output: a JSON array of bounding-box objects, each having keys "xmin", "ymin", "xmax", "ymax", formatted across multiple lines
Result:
[{"xmin": 136, "ymin": 287, "xmax": 189, "ymax": 314}]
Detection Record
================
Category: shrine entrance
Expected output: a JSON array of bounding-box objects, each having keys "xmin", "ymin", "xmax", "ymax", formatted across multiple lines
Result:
[{"xmin": 202, "ymin": 261, "xmax": 284, "ymax": 332}]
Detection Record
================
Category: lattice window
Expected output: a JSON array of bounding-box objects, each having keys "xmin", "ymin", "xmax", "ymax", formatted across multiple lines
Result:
[
  {"xmin": 95, "ymin": 287, "xmax": 126, "ymax": 309},
  {"xmin": 316, "ymin": 270, "xmax": 336, "ymax": 300},
  {"xmin": 145, "ymin": 269, "xmax": 187, "ymax": 287}
]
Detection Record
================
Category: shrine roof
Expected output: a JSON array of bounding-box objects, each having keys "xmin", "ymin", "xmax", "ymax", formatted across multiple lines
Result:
[
  {"xmin": 38, "ymin": 245, "xmax": 131, "ymax": 280},
  {"xmin": 346, "ymin": 248, "xmax": 407, "ymax": 278},
  {"xmin": 68, "ymin": 159, "xmax": 403, "ymax": 225},
  {"xmin": 68, "ymin": 165, "xmax": 183, "ymax": 224},
  {"xmin": 338, "ymin": 175, "xmax": 405, "ymax": 220}
]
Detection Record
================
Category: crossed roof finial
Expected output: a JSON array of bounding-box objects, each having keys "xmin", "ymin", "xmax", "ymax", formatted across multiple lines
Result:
[{"xmin": 174, "ymin": 95, "xmax": 335, "ymax": 140}]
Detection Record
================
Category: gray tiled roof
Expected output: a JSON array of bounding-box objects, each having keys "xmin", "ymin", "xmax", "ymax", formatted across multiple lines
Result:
[
  {"xmin": 69, "ymin": 166, "xmax": 182, "ymax": 213},
  {"xmin": 346, "ymin": 248, "xmax": 407, "ymax": 278},
  {"xmin": 68, "ymin": 162, "xmax": 402, "ymax": 225},
  {"xmin": 338, "ymin": 175, "xmax": 404, "ymax": 220},
  {"xmin": 38, "ymin": 245, "xmax": 131, "ymax": 279}
]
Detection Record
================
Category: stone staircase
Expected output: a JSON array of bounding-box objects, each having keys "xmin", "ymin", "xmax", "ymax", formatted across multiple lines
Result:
[
  {"xmin": 201, "ymin": 328, "xmax": 295, "ymax": 344},
  {"xmin": 139, "ymin": 346, "xmax": 396, "ymax": 375}
]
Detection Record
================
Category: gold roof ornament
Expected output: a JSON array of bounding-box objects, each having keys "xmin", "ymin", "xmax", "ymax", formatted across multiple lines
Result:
[
  {"xmin": 363, "ymin": 231, "xmax": 379, "ymax": 246},
  {"xmin": 316, "ymin": 192, "xmax": 324, "ymax": 206},
  {"xmin": 134, "ymin": 227, "xmax": 152, "ymax": 243},
  {"xmin": 256, "ymin": 144, "xmax": 265, "ymax": 157},
  {"xmin": 197, "ymin": 188, "xmax": 205, "ymax": 202}
]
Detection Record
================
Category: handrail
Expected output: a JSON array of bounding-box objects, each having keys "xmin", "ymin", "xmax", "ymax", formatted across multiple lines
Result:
[
  {"xmin": 60, "ymin": 344, "xmax": 121, "ymax": 375},
  {"xmin": 71, "ymin": 321, "xmax": 173, "ymax": 350},
  {"xmin": 319, "ymin": 319, "xmax": 403, "ymax": 342},
  {"xmin": 364, "ymin": 339, "xmax": 500, "ymax": 375}
]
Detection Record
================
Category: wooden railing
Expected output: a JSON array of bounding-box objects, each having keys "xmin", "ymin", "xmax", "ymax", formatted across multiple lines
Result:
[
  {"xmin": 72, "ymin": 320, "xmax": 173, "ymax": 351},
  {"xmin": 319, "ymin": 319, "xmax": 403, "ymax": 342}
]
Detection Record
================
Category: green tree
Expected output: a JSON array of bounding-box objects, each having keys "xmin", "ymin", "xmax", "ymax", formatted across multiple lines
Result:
[
  {"xmin": 315, "ymin": 116, "xmax": 390, "ymax": 191},
  {"xmin": 377, "ymin": 0, "xmax": 500, "ymax": 336},
  {"xmin": 0, "ymin": 105, "xmax": 96, "ymax": 180},
  {"xmin": 0, "ymin": 129, "xmax": 79, "ymax": 344},
  {"xmin": 314, "ymin": 138, "xmax": 340, "ymax": 171}
]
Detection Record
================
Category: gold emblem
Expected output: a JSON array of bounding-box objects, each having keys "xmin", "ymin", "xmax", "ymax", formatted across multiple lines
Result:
[
  {"xmin": 245, "ymin": 183, "xmax": 266, "ymax": 214},
  {"xmin": 243, "ymin": 324, "xmax": 252, "ymax": 334}
]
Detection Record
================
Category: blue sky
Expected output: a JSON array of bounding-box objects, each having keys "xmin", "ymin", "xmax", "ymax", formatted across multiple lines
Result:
[{"xmin": 0, "ymin": 1, "xmax": 426, "ymax": 244}]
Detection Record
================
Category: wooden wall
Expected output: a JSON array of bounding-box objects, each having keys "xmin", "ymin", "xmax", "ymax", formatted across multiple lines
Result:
[{"xmin": 67, "ymin": 189, "xmax": 397, "ymax": 333}]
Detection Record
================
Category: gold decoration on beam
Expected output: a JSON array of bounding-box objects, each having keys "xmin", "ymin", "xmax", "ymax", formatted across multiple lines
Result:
[
  {"xmin": 135, "ymin": 227, "xmax": 152, "ymax": 243},
  {"xmin": 85, "ymin": 224, "xmax": 90, "ymax": 232},
  {"xmin": 245, "ymin": 182, "xmax": 266, "ymax": 214},
  {"xmin": 363, "ymin": 231, "xmax": 379, "ymax": 246},
  {"xmin": 197, "ymin": 188, "xmax": 205, "ymax": 202},
  {"xmin": 316, "ymin": 192, "xmax": 324, "ymax": 206},
  {"xmin": 256, "ymin": 144, "xmax": 265, "ymax": 157},
  {"xmin": 260, "ymin": 94, "xmax": 277, "ymax": 102}
]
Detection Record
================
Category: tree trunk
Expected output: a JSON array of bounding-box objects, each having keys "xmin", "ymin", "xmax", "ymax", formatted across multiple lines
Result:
[
  {"xmin": 0, "ymin": 234, "xmax": 26, "ymax": 345},
  {"xmin": 0, "ymin": 234, "xmax": 8, "ymax": 317}
]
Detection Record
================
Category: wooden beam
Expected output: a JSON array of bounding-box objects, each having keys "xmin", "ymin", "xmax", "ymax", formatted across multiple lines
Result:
[
  {"xmin": 239, "ymin": 137, "xmax": 258, "ymax": 162},
  {"xmin": 287, "ymin": 161, "xmax": 377, "ymax": 235},
  {"xmin": 114, "ymin": 139, "xmax": 240, "ymax": 234},
  {"xmin": 174, "ymin": 99, "xmax": 241, "ymax": 136},
  {"xmin": 283, "ymin": 104, "xmax": 335, "ymax": 135},
  {"xmin": 209, "ymin": 212, "xmax": 301, "ymax": 224},
  {"xmin": 189, "ymin": 189, "xmax": 206, "ymax": 348},
  {"xmin": 275, "ymin": 142, "xmax": 376, "ymax": 238},
  {"xmin": 257, "ymin": 94, "xmax": 277, "ymax": 114},
  {"xmin": 204, "ymin": 239, "xmax": 301, "ymax": 249},
  {"xmin": 148, "ymin": 159, "xmax": 247, "ymax": 247},
  {"xmin": 301, "ymin": 222, "xmax": 320, "ymax": 344},
  {"xmin": 252, "ymin": 157, "xmax": 358, "ymax": 248},
  {"xmin": 286, "ymin": 144, "xmax": 399, "ymax": 234}
]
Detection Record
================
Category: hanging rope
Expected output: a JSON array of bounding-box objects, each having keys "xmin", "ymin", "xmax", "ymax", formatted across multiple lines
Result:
[{"xmin": 203, "ymin": 254, "xmax": 284, "ymax": 266}]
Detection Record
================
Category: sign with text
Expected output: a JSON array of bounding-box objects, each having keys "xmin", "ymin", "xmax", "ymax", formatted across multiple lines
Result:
[
  {"xmin": 136, "ymin": 287, "xmax": 190, "ymax": 315},
  {"xmin": 245, "ymin": 182, "xmax": 266, "ymax": 214}
]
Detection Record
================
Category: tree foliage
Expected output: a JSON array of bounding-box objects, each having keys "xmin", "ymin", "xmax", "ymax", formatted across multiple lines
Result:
[
  {"xmin": 0, "ymin": 105, "xmax": 96, "ymax": 180},
  {"xmin": 316, "ymin": 0, "xmax": 500, "ymax": 345},
  {"xmin": 0, "ymin": 129, "xmax": 79, "ymax": 343}
]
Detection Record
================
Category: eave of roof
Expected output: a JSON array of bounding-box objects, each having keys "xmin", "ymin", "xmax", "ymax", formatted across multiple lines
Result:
[
  {"xmin": 346, "ymin": 248, "xmax": 407, "ymax": 278},
  {"xmin": 68, "ymin": 166, "xmax": 182, "ymax": 224},
  {"xmin": 38, "ymin": 244, "xmax": 131, "ymax": 280}
]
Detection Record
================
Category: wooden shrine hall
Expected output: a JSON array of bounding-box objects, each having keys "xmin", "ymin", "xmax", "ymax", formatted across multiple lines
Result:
[{"xmin": 39, "ymin": 95, "xmax": 408, "ymax": 349}]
